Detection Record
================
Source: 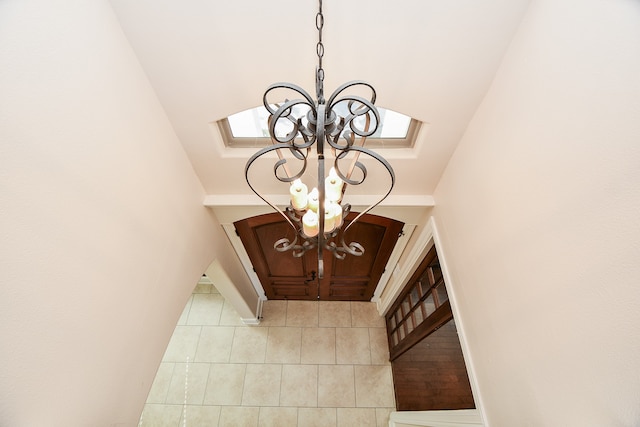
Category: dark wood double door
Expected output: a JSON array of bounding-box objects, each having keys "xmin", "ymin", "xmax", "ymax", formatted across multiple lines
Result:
[{"xmin": 234, "ymin": 212, "xmax": 403, "ymax": 301}]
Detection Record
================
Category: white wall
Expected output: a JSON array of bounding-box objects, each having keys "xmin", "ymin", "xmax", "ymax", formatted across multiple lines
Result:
[
  {"xmin": 0, "ymin": 1, "xmax": 246, "ymax": 425},
  {"xmin": 432, "ymin": 0, "xmax": 640, "ymax": 426}
]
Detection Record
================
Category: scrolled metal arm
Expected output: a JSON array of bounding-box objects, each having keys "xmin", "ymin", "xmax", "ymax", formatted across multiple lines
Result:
[
  {"xmin": 263, "ymin": 82, "xmax": 318, "ymax": 148},
  {"xmin": 244, "ymin": 142, "xmax": 308, "ymax": 253},
  {"xmin": 335, "ymin": 144, "xmax": 395, "ymax": 256},
  {"xmin": 326, "ymin": 80, "xmax": 377, "ymax": 108}
]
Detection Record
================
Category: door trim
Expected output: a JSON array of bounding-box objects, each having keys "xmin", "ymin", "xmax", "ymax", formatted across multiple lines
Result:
[
  {"xmin": 378, "ymin": 218, "xmax": 437, "ymax": 315},
  {"xmin": 222, "ymin": 223, "xmax": 267, "ymax": 301}
]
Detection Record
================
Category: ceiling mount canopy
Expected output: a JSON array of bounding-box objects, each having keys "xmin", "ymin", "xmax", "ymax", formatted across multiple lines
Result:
[{"xmin": 244, "ymin": 0, "xmax": 395, "ymax": 279}]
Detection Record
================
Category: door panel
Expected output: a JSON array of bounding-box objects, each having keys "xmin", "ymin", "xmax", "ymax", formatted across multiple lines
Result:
[
  {"xmin": 330, "ymin": 221, "xmax": 385, "ymax": 276},
  {"xmin": 325, "ymin": 279, "xmax": 370, "ymax": 299},
  {"xmin": 234, "ymin": 212, "xmax": 403, "ymax": 301},
  {"xmin": 234, "ymin": 213, "xmax": 316, "ymax": 300}
]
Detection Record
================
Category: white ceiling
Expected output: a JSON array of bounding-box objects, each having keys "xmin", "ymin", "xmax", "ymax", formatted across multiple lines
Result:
[{"xmin": 109, "ymin": 0, "xmax": 531, "ymax": 201}]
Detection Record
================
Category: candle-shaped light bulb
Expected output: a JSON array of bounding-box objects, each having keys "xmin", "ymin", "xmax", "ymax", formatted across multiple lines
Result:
[
  {"xmin": 302, "ymin": 210, "xmax": 319, "ymax": 237},
  {"xmin": 289, "ymin": 179, "xmax": 308, "ymax": 210},
  {"xmin": 331, "ymin": 202, "xmax": 343, "ymax": 229},
  {"xmin": 324, "ymin": 201, "xmax": 336, "ymax": 233},
  {"xmin": 325, "ymin": 167, "xmax": 344, "ymax": 202},
  {"xmin": 307, "ymin": 188, "xmax": 319, "ymax": 212}
]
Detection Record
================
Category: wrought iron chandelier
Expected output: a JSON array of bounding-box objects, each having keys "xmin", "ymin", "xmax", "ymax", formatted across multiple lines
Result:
[{"xmin": 244, "ymin": 0, "xmax": 394, "ymax": 278}]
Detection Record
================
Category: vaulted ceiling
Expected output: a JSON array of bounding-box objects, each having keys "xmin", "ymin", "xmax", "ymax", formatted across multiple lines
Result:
[{"xmin": 109, "ymin": 0, "xmax": 531, "ymax": 203}]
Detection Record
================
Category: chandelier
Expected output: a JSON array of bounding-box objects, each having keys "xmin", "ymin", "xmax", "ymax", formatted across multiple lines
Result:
[{"xmin": 244, "ymin": 0, "xmax": 394, "ymax": 278}]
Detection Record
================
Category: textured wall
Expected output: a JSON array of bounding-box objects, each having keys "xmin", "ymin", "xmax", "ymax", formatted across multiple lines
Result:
[{"xmin": 432, "ymin": 0, "xmax": 640, "ymax": 425}]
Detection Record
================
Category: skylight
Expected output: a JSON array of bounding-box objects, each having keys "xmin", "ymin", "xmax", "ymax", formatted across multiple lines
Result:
[
  {"xmin": 219, "ymin": 105, "xmax": 420, "ymax": 148},
  {"xmin": 228, "ymin": 105, "xmax": 411, "ymax": 138}
]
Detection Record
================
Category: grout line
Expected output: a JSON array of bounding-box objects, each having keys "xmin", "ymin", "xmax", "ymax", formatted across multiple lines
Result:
[
  {"xmin": 278, "ymin": 361, "xmax": 284, "ymax": 408},
  {"xmin": 349, "ymin": 301, "xmax": 354, "ymax": 327},
  {"xmin": 215, "ymin": 294, "xmax": 223, "ymax": 326},
  {"xmin": 368, "ymin": 327, "xmax": 373, "ymax": 366},
  {"xmin": 315, "ymin": 364, "xmax": 319, "ymax": 408},
  {"xmin": 160, "ymin": 362, "xmax": 177, "ymax": 405},
  {"xmin": 284, "ymin": 300, "xmax": 290, "ymax": 327},
  {"xmin": 215, "ymin": 404, "xmax": 221, "ymax": 427},
  {"xmin": 351, "ymin": 364, "xmax": 358, "ymax": 408},
  {"xmin": 333, "ymin": 328, "xmax": 338, "ymax": 366},
  {"xmin": 192, "ymin": 325, "xmax": 204, "ymax": 364},
  {"xmin": 239, "ymin": 363, "xmax": 247, "ymax": 407},
  {"xmin": 180, "ymin": 295, "xmax": 193, "ymax": 326},
  {"xmin": 297, "ymin": 327, "xmax": 302, "ymax": 364},
  {"xmin": 226, "ymin": 326, "xmax": 236, "ymax": 364}
]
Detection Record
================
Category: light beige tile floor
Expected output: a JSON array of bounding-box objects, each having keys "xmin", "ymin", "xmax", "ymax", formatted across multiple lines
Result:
[{"xmin": 139, "ymin": 283, "xmax": 395, "ymax": 427}]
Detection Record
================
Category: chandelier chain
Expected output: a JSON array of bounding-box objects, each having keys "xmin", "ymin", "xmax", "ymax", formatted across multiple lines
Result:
[{"xmin": 316, "ymin": 0, "xmax": 325, "ymax": 103}]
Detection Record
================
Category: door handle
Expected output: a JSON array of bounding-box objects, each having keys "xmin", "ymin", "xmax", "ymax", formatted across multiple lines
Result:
[{"xmin": 304, "ymin": 270, "xmax": 317, "ymax": 284}]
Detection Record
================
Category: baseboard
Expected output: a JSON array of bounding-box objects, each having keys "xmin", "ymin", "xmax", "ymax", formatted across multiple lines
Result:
[
  {"xmin": 241, "ymin": 298, "xmax": 264, "ymax": 325},
  {"xmin": 389, "ymin": 409, "xmax": 483, "ymax": 427}
]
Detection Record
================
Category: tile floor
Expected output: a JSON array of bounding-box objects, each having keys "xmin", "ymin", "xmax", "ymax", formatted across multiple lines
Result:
[{"xmin": 139, "ymin": 283, "xmax": 396, "ymax": 427}]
